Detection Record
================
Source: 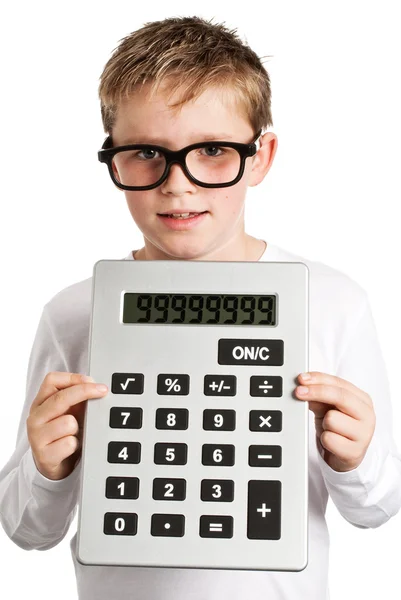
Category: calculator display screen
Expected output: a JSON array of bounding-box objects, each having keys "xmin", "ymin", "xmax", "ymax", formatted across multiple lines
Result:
[{"xmin": 122, "ymin": 293, "xmax": 276, "ymax": 325}]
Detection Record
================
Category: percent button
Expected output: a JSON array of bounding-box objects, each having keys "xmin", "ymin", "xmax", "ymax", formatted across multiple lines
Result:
[{"xmin": 157, "ymin": 374, "xmax": 190, "ymax": 395}]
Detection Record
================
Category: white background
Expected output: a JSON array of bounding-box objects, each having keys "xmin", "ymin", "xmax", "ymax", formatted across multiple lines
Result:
[{"xmin": 0, "ymin": 1, "xmax": 400, "ymax": 598}]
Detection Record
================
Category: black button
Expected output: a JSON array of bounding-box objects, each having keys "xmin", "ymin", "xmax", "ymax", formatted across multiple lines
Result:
[
  {"xmin": 202, "ymin": 444, "xmax": 235, "ymax": 466},
  {"xmin": 107, "ymin": 441, "xmax": 141, "ymax": 464},
  {"xmin": 249, "ymin": 410, "xmax": 282, "ymax": 432},
  {"xmin": 111, "ymin": 373, "xmax": 144, "ymax": 394},
  {"xmin": 203, "ymin": 409, "xmax": 236, "ymax": 431},
  {"xmin": 105, "ymin": 476, "xmax": 139, "ymax": 499},
  {"xmin": 155, "ymin": 408, "xmax": 189, "ymax": 430},
  {"xmin": 250, "ymin": 376, "xmax": 283, "ymax": 397},
  {"xmin": 201, "ymin": 479, "xmax": 234, "ymax": 502},
  {"xmin": 152, "ymin": 478, "xmax": 186, "ymax": 501},
  {"xmin": 157, "ymin": 374, "xmax": 190, "ymax": 395},
  {"xmin": 104, "ymin": 512, "xmax": 137, "ymax": 535},
  {"xmin": 218, "ymin": 339, "xmax": 284, "ymax": 366},
  {"xmin": 249, "ymin": 445, "xmax": 282, "ymax": 467},
  {"xmin": 109, "ymin": 407, "xmax": 143, "ymax": 429},
  {"xmin": 154, "ymin": 443, "xmax": 188, "ymax": 465},
  {"xmin": 151, "ymin": 514, "xmax": 185, "ymax": 537},
  {"xmin": 199, "ymin": 515, "xmax": 233, "ymax": 538},
  {"xmin": 247, "ymin": 480, "xmax": 281, "ymax": 539},
  {"xmin": 204, "ymin": 375, "xmax": 236, "ymax": 396}
]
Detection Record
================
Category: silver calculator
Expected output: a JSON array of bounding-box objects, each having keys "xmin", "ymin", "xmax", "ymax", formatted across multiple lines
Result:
[{"xmin": 76, "ymin": 259, "xmax": 309, "ymax": 571}]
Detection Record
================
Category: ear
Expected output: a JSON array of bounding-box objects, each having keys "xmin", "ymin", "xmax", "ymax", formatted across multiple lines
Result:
[{"xmin": 248, "ymin": 132, "xmax": 278, "ymax": 187}]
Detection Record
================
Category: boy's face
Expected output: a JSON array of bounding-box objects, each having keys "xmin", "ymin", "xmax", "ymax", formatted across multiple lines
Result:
[{"xmin": 111, "ymin": 83, "xmax": 277, "ymax": 260}]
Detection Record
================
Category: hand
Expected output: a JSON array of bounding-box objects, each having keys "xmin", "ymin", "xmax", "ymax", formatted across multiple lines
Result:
[
  {"xmin": 295, "ymin": 371, "xmax": 376, "ymax": 472},
  {"xmin": 27, "ymin": 372, "xmax": 108, "ymax": 480}
]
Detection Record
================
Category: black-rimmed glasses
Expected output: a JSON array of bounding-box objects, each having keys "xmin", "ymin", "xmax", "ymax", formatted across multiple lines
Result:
[{"xmin": 98, "ymin": 129, "xmax": 262, "ymax": 190}]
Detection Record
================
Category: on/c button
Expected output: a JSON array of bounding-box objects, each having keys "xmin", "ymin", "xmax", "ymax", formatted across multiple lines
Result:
[{"xmin": 218, "ymin": 339, "xmax": 284, "ymax": 366}]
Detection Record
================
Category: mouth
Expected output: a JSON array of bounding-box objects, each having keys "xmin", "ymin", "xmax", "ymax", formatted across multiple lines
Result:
[{"xmin": 157, "ymin": 211, "xmax": 209, "ymax": 219}]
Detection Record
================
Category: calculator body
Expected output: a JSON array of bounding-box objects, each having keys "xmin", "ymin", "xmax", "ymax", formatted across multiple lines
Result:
[{"xmin": 76, "ymin": 259, "xmax": 309, "ymax": 571}]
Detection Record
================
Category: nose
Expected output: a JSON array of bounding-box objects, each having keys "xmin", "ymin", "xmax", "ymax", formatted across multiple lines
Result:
[{"xmin": 161, "ymin": 161, "xmax": 196, "ymax": 194}]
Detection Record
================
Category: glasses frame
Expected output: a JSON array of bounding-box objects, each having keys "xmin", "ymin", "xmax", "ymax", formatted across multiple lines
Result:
[{"xmin": 98, "ymin": 129, "xmax": 263, "ymax": 190}]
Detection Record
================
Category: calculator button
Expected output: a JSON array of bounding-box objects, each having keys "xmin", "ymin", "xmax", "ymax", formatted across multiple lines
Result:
[
  {"xmin": 202, "ymin": 444, "xmax": 235, "ymax": 466},
  {"xmin": 201, "ymin": 479, "xmax": 234, "ymax": 502},
  {"xmin": 111, "ymin": 373, "xmax": 144, "ymax": 394},
  {"xmin": 203, "ymin": 409, "xmax": 236, "ymax": 431},
  {"xmin": 157, "ymin": 374, "xmax": 190, "ymax": 395},
  {"xmin": 155, "ymin": 408, "xmax": 189, "ymax": 430},
  {"xmin": 249, "ymin": 410, "xmax": 282, "ymax": 432},
  {"xmin": 105, "ymin": 476, "xmax": 139, "ymax": 499},
  {"xmin": 247, "ymin": 480, "xmax": 281, "ymax": 539},
  {"xmin": 107, "ymin": 441, "xmax": 141, "ymax": 464},
  {"xmin": 103, "ymin": 512, "xmax": 137, "ymax": 536},
  {"xmin": 151, "ymin": 514, "xmax": 185, "ymax": 537},
  {"xmin": 204, "ymin": 375, "xmax": 236, "ymax": 396},
  {"xmin": 218, "ymin": 339, "xmax": 284, "ymax": 366},
  {"xmin": 109, "ymin": 407, "xmax": 143, "ymax": 429},
  {"xmin": 249, "ymin": 376, "xmax": 283, "ymax": 397},
  {"xmin": 199, "ymin": 515, "xmax": 233, "ymax": 538},
  {"xmin": 154, "ymin": 443, "xmax": 188, "ymax": 465},
  {"xmin": 249, "ymin": 445, "xmax": 282, "ymax": 467},
  {"xmin": 153, "ymin": 478, "xmax": 186, "ymax": 500}
]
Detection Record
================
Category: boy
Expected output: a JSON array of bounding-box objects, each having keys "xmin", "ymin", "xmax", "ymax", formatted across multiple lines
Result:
[{"xmin": 1, "ymin": 14, "xmax": 400, "ymax": 600}]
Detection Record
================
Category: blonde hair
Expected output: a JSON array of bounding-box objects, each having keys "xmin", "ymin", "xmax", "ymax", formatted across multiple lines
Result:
[{"xmin": 98, "ymin": 15, "xmax": 274, "ymax": 138}]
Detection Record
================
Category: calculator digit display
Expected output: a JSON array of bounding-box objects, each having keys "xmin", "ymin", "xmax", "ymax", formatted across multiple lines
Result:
[{"xmin": 122, "ymin": 293, "xmax": 276, "ymax": 325}]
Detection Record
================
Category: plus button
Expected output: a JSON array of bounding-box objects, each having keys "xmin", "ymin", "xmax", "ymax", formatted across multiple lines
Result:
[{"xmin": 256, "ymin": 503, "xmax": 272, "ymax": 518}]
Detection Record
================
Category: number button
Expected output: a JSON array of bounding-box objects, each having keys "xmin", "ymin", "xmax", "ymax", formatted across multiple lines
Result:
[
  {"xmin": 153, "ymin": 478, "xmax": 186, "ymax": 501},
  {"xmin": 203, "ymin": 409, "xmax": 235, "ymax": 431},
  {"xmin": 107, "ymin": 441, "xmax": 141, "ymax": 464},
  {"xmin": 201, "ymin": 479, "xmax": 234, "ymax": 502},
  {"xmin": 202, "ymin": 444, "xmax": 235, "ymax": 466},
  {"xmin": 155, "ymin": 408, "xmax": 189, "ymax": 430},
  {"xmin": 104, "ymin": 512, "xmax": 137, "ymax": 535},
  {"xmin": 109, "ymin": 407, "xmax": 142, "ymax": 429},
  {"xmin": 154, "ymin": 443, "xmax": 188, "ymax": 465},
  {"xmin": 105, "ymin": 476, "xmax": 139, "ymax": 499}
]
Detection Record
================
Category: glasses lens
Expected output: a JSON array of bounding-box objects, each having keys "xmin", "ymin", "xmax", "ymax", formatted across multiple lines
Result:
[{"xmin": 110, "ymin": 145, "xmax": 241, "ymax": 187}]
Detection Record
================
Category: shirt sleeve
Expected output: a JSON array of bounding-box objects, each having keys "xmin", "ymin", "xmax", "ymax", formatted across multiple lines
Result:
[
  {"xmin": 315, "ymin": 292, "xmax": 401, "ymax": 528},
  {"xmin": 0, "ymin": 305, "xmax": 82, "ymax": 550}
]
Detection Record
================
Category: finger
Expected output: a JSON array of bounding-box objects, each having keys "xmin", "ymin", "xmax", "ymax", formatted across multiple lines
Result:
[
  {"xmin": 297, "ymin": 371, "xmax": 372, "ymax": 406},
  {"xmin": 30, "ymin": 372, "xmax": 93, "ymax": 411},
  {"xmin": 39, "ymin": 435, "xmax": 80, "ymax": 470},
  {"xmin": 296, "ymin": 383, "xmax": 367, "ymax": 420},
  {"xmin": 320, "ymin": 430, "xmax": 361, "ymax": 463},
  {"xmin": 321, "ymin": 409, "xmax": 362, "ymax": 442},
  {"xmin": 39, "ymin": 414, "xmax": 80, "ymax": 446},
  {"xmin": 31, "ymin": 381, "xmax": 108, "ymax": 425}
]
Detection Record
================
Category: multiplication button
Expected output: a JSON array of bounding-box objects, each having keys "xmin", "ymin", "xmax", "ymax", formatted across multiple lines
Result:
[
  {"xmin": 199, "ymin": 515, "xmax": 233, "ymax": 538},
  {"xmin": 249, "ymin": 410, "xmax": 282, "ymax": 432}
]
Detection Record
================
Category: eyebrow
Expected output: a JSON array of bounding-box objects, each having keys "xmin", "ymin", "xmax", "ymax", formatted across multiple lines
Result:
[{"xmin": 120, "ymin": 133, "xmax": 234, "ymax": 145}]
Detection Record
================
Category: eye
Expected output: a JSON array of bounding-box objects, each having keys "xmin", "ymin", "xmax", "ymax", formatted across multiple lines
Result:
[{"xmin": 200, "ymin": 146, "xmax": 226, "ymax": 157}]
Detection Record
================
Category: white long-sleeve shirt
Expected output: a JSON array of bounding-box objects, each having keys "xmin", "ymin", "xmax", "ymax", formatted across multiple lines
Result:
[{"xmin": 1, "ymin": 241, "xmax": 401, "ymax": 600}]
